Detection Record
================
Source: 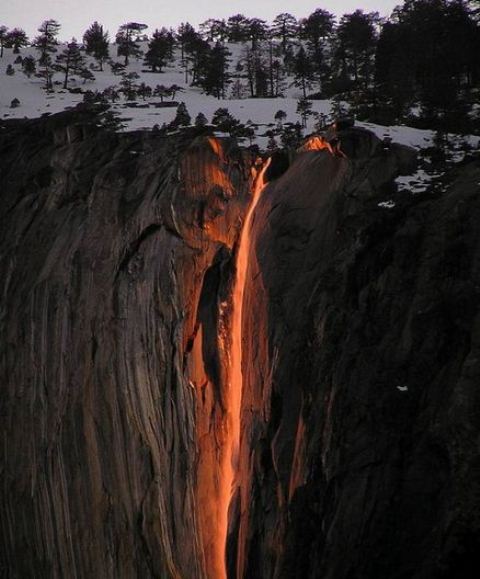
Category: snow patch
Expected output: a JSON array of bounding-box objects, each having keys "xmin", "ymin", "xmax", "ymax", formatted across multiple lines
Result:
[{"xmin": 378, "ymin": 200, "xmax": 396, "ymax": 209}]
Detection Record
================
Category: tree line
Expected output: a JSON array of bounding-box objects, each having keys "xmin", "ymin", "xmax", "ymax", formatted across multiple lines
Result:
[{"xmin": 2, "ymin": 1, "xmax": 480, "ymax": 133}]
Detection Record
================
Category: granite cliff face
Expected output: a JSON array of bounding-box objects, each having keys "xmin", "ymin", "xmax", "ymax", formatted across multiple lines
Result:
[{"xmin": 1, "ymin": 111, "xmax": 480, "ymax": 579}]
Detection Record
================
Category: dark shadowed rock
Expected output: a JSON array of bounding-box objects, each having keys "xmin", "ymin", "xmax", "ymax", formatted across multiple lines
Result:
[{"xmin": 233, "ymin": 142, "xmax": 480, "ymax": 579}]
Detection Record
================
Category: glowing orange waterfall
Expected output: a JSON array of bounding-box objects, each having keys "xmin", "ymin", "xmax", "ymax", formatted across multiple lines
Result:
[{"xmin": 218, "ymin": 158, "xmax": 271, "ymax": 578}]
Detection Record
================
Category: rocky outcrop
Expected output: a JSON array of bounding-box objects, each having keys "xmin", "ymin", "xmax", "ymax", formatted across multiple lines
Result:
[{"xmin": 1, "ymin": 111, "xmax": 480, "ymax": 579}]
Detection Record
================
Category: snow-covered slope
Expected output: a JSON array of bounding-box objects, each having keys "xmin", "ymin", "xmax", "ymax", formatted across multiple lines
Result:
[{"xmin": 1, "ymin": 40, "xmax": 478, "ymax": 193}]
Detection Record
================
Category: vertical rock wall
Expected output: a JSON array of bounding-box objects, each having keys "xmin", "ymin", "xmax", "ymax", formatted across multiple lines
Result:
[
  {"xmin": 0, "ymin": 115, "xmax": 253, "ymax": 578},
  {"xmin": 2, "ymin": 114, "xmax": 480, "ymax": 579}
]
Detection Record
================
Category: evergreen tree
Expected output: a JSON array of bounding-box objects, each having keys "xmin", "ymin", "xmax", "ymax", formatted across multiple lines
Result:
[
  {"xmin": 272, "ymin": 59, "xmax": 286, "ymax": 97},
  {"xmin": 103, "ymin": 86, "xmax": 120, "ymax": 102},
  {"xmin": 116, "ymin": 22, "xmax": 147, "ymax": 66},
  {"xmin": 171, "ymin": 102, "xmax": 191, "ymax": 127},
  {"xmin": 0, "ymin": 26, "xmax": 8, "ymax": 58},
  {"xmin": 375, "ymin": 0, "xmax": 479, "ymax": 131},
  {"xmin": 34, "ymin": 19, "xmax": 61, "ymax": 90},
  {"xmin": 120, "ymin": 71, "xmax": 139, "ymax": 99},
  {"xmin": 197, "ymin": 41, "xmax": 231, "ymax": 98},
  {"xmin": 280, "ymin": 122, "xmax": 303, "ymax": 148},
  {"xmin": 255, "ymin": 63, "xmax": 269, "ymax": 97},
  {"xmin": 137, "ymin": 82, "xmax": 152, "ymax": 100},
  {"xmin": 313, "ymin": 112, "xmax": 328, "ymax": 132},
  {"xmin": 375, "ymin": 21, "xmax": 416, "ymax": 121},
  {"xmin": 177, "ymin": 22, "xmax": 198, "ymax": 81},
  {"xmin": 199, "ymin": 19, "xmax": 228, "ymax": 42},
  {"xmin": 168, "ymin": 84, "xmax": 183, "ymax": 100},
  {"xmin": 154, "ymin": 84, "xmax": 169, "ymax": 101},
  {"xmin": 247, "ymin": 18, "xmax": 268, "ymax": 50},
  {"xmin": 195, "ymin": 112, "xmax": 208, "ymax": 127},
  {"xmin": 272, "ymin": 13, "xmax": 298, "ymax": 54},
  {"xmin": 22, "ymin": 55, "xmax": 36, "ymax": 77},
  {"xmin": 300, "ymin": 9, "xmax": 334, "ymax": 55},
  {"xmin": 226, "ymin": 14, "xmax": 250, "ymax": 42},
  {"xmin": 211, "ymin": 107, "xmax": 242, "ymax": 135},
  {"xmin": 144, "ymin": 28, "xmax": 171, "ymax": 72},
  {"xmin": 293, "ymin": 45, "xmax": 315, "ymax": 98},
  {"xmin": 110, "ymin": 61, "xmax": 126, "ymax": 76},
  {"xmin": 186, "ymin": 35, "xmax": 210, "ymax": 85},
  {"xmin": 299, "ymin": 9, "xmax": 334, "ymax": 86},
  {"xmin": 274, "ymin": 109, "xmax": 287, "ymax": 127},
  {"xmin": 336, "ymin": 10, "xmax": 378, "ymax": 88},
  {"xmin": 296, "ymin": 97, "xmax": 313, "ymax": 127},
  {"xmin": 55, "ymin": 40, "xmax": 85, "ymax": 89},
  {"xmin": 98, "ymin": 109, "xmax": 126, "ymax": 132},
  {"xmin": 267, "ymin": 134, "xmax": 278, "ymax": 151},
  {"xmin": 6, "ymin": 28, "xmax": 29, "ymax": 54},
  {"xmin": 231, "ymin": 78, "xmax": 245, "ymax": 99},
  {"xmin": 242, "ymin": 45, "xmax": 267, "ymax": 97},
  {"xmin": 6, "ymin": 64, "xmax": 14, "ymax": 76},
  {"xmin": 79, "ymin": 68, "xmax": 96, "ymax": 84},
  {"xmin": 330, "ymin": 96, "xmax": 349, "ymax": 120},
  {"xmin": 83, "ymin": 22, "xmax": 109, "ymax": 70},
  {"xmin": 264, "ymin": 38, "xmax": 284, "ymax": 97}
]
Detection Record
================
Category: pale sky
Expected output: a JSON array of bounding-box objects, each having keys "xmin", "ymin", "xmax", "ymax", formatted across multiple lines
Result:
[{"xmin": 1, "ymin": 1, "xmax": 399, "ymax": 41}]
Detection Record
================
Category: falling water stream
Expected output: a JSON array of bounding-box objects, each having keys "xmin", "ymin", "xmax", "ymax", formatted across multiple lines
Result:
[{"xmin": 216, "ymin": 158, "xmax": 271, "ymax": 579}]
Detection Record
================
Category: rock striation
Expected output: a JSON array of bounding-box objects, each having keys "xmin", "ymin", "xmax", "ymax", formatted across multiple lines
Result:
[{"xmin": 1, "ymin": 111, "xmax": 480, "ymax": 579}]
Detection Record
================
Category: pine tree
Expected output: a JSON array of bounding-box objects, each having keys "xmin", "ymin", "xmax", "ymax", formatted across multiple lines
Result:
[
  {"xmin": 79, "ymin": 68, "xmax": 95, "ymax": 84},
  {"xmin": 195, "ymin": 112, "xmax": 208, "ymax": 127},
  {"xmin": 336, "ymin": 10, "xmax": 378, "ymax": 87},
  {"xmin": 153, "ymin": 84, "xmax": 169, "ymax": 102},
  {"xmin": 34, "ymin": 20, "xmax": 61, "ymax": 90},
  {"xmin": 55, "ymin": 40, "xmax": 85, "ymax": 89},
  {"xmin": 274, "ymin": 109, "xmax": 287, "ymax": 127},
  {"xmin": 144, "ymin": 29, "xmax": 171, "ymax": 72},
  {"xmin": 300, "ymin": 9, "xmax": 334, "ymax": 55},
  {"xmin": 247, "ymin": 18, "xmax": 268, "ymax": 50},
  {"xmin": 120, "ymin": 71, "xmax": 139, "ymax": 99},
  {"xmin": 272, "ymin": 13, "xmax": 298, "ymax": 54},
  {"xmin": 168, "ymin": 84, "xmax": 183, "ymax": 100},
  {"xmin": 171, "ymin": 102, "xmax": 191, "ymax": 127},
  {"xmin": 0, "ymin": 26, "xmax": 8, "ymax": 58},
  {"xmin": 226, "ymin": 14, "xmax": 250, "ymax": 42},
  {"xmin": 199, "ymin": 19, "xmax": 228, "ymax": 42},
  {"xmin": 280, "ymin": 123, "xmax": 303, "ymax": 148},
  {"xmin": 103, "ymin": 86, "xmax": 120, "ymax": 102},
  {"xmin": 137, "ymin": 82, "xmax": 152, "ymax": 100},
  {"xmin": 373, "ymin": 0, "xmax": 478, "ymax": 131},
  {"xmin": 83, "ymin": 22, "xmax": 109, "ymax": 70},
  {"xmin": 186, "ymin": 35, "xmax": 210, "ymax": 85},
  {"xmin": 98, "ymin": 109, "xmax": 126, "ymax": 132},
  {"xmin": 116, "ymin": 22, "xmax": 147, "ymax": 66},
  {"xmin": 296, "ymin": 97, "xmax": 313, "ymax": 128},
  {"xmin": 267, "ymin": 135, "xmax": 278, "ymax": 151},
  {"xmin": 177, "ymin": 22, "xmax": 198, "ymax": 82},
  {"xmin": 22, "ymin": 55, "xmax": 36, "ymax": 77},
  {"xmin": 211, "ymin": 108, "xmax": 242, "ymax": 135},
  {"xmin": 293, "ymin": 46, "xmax": 315, "ymax": 98},
  {"xmin": 272, "ymin": 59, "xmax": 285, "ymax": 97},
  {"xmin": 197, "ymin": 41, "xmax": 231, "ymax": 99},
  {"xmin": 110, "ymin": 61, "xmax": 125, "ymax": 76},
  {"xmin": 299, "ymin": 9, "xmax": 334, "ymax": 87},
  {"xmin": 6, "ymin": 28, "xmax": 29, "ymax": 54},
  {"xmin": 231, "ymin": 79, "xmax": 245, "ymax": 99},
  {"xmin": 242, "ymin": 45, "xmax": 266, "ymax": 98}
]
